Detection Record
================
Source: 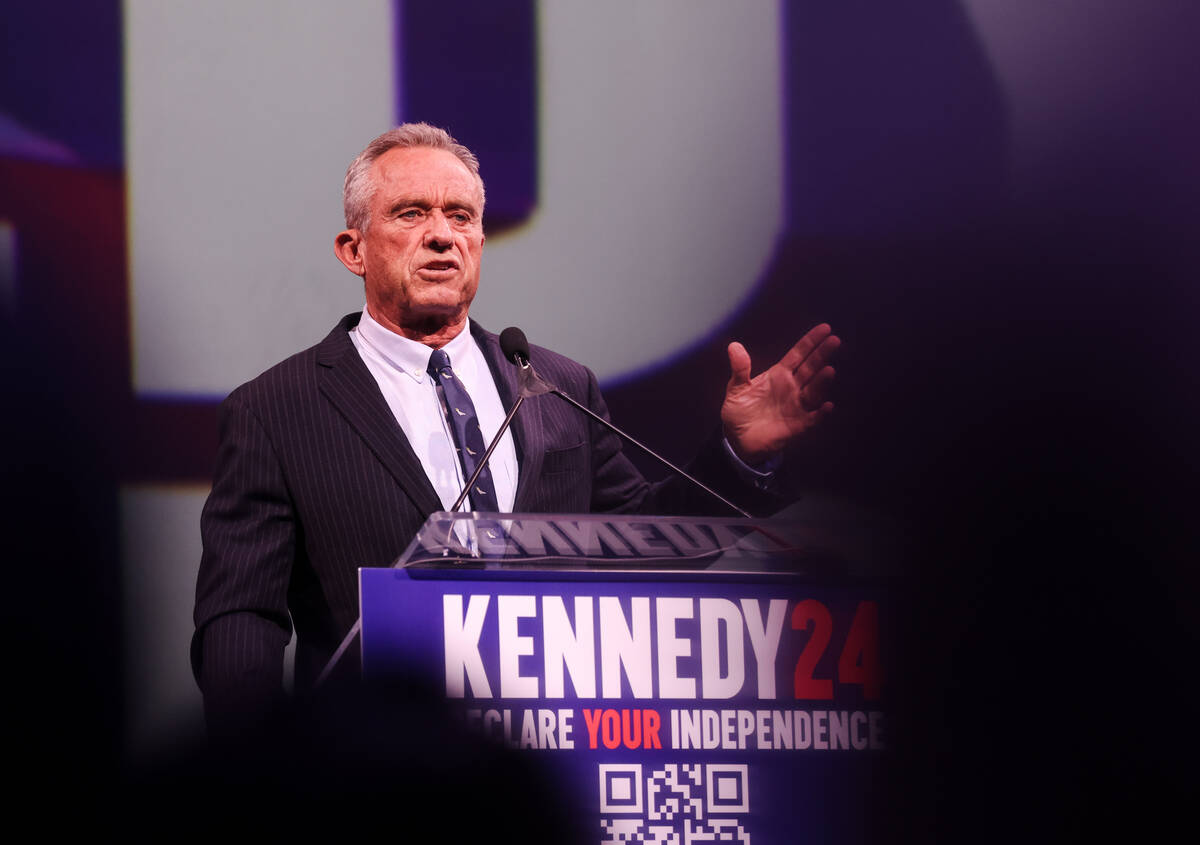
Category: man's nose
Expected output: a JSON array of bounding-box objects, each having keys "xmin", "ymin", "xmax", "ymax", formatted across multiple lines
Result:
[{"xmin": 424, "ymin": 210, "xmax": 453, "ymax": 249}]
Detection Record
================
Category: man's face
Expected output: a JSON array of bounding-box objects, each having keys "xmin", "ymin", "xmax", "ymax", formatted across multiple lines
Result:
[{"xmin": 340, "ymin": 146, "xmax": 485, "ymax": 334}]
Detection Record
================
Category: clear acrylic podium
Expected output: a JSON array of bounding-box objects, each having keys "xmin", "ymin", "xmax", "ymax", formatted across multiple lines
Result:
[{"xmin": 391, "ymin": 510, "xmax": 883, "ymax": 575}]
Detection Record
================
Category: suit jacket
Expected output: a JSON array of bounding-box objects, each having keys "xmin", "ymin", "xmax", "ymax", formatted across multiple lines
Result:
[{"xmin": 193, "ymin": 313, "xmax": 770, "ymax": 725}]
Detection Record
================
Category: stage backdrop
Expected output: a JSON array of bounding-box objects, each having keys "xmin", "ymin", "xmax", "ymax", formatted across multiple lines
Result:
[{"xmin": 2, "ymin": 14, "xmax": 1195, "ymax": 837}]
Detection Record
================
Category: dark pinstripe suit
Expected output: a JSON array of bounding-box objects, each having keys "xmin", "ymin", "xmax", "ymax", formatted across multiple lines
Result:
[{"xmin": 193, "ymin": 313, "xmax": 768, "ymax": 724}]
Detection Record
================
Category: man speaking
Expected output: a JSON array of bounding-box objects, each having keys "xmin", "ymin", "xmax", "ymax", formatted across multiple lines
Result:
[{"xmin": 192, "ymin": 123, "xmax": 840, "ymax": 731}]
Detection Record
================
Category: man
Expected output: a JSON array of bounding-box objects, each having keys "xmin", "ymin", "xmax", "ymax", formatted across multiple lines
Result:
[{"xmin": 193, "ymin": 123, "xmax": 839, "ymax": 730}]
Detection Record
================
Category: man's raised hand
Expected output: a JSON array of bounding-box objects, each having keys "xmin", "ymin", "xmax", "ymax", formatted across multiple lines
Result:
[{"xmin": 721, "ymin": 323, "xmax": 840, "ymax": 465}]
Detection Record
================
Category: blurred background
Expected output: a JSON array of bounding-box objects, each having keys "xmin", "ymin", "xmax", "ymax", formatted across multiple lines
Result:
[{"xmin": 2, "ymin": 1, "xmax": 1196, "ymax": 840}]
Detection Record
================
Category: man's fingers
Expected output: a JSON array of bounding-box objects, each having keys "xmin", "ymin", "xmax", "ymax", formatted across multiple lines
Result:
[
  {"xmin": 792, "ymin": 333, "xmax": 841, "ymax": 385},
  {"xmin": 801, "ymin": 365, "xmax": 837, "ymax": 409},
  {"xmin": 727, "ymin": 341, "xmax": 752, "ymax": 387},
  {"xmin": 780, "ymin": 324, "xmax": 837, "ymax": 373}
]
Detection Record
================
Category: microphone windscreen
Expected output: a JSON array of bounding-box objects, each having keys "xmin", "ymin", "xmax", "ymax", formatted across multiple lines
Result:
[{"xmin": 500, "ymin": 327, "xmax": 531, "ymax": 364}]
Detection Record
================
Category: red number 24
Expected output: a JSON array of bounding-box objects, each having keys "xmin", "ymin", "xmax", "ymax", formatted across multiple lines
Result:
[{"xmin": 792, "ymin": 599, "xmax": 882, "ymax": 700}]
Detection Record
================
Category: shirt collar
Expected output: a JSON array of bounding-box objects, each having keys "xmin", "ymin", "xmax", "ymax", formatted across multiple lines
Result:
[{"xmin": 354, "ymin": 308, "xmax": 476, "ymax": 384}]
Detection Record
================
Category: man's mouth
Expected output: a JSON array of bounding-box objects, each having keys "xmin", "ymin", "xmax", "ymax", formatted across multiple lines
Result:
[{"xmin": 418, "ymin": 260, "xmax": 460, "ymax": 279}]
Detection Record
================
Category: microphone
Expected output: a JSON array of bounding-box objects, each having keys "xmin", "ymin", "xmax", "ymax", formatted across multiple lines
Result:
[
  {"xmin": 500, "ymin": 326, "xmax": 530, "ymax": 365},
  {"xmin": 500, "ymin": 325, "xmax": 554, "ymax": 399},
  {"xmin": 502, "ymin": 328, "xmax": 752, "ymax": 519}
]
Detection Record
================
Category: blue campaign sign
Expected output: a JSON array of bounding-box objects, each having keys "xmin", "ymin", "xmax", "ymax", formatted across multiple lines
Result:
[{"xmin": 360, "ymin": 545, "xmax": 889, "ymax": 844}]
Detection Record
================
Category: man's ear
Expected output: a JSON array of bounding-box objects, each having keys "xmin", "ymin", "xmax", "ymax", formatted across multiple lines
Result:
[{"xmin": 334, "ymin": 229, "xmax": 366, "ymax": 276}]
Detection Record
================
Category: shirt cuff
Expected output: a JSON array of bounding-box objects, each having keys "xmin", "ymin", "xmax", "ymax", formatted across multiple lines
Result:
[{"xmin": 722, "ymin": 438, "xmax": 782, "ymax": 490}]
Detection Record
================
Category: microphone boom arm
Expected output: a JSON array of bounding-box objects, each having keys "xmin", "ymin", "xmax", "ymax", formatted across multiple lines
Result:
[
  {"xmin": 459, "ymin": 329, "xmax": 754, "ymax": 520},
  {"xmin": 451, "ymin": 392, "xmax": 528, "ymax": 514},
  {"xmin": 536, "ymin": 367, "xmax": 752, "ymax": 519}
]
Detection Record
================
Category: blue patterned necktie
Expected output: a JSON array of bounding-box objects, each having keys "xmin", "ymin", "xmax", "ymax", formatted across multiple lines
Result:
[{"xmin": 427, "ymin": 348, "xmax": 501, "ymax": 512}]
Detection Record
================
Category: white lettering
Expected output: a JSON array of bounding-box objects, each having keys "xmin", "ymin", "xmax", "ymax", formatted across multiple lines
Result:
[
  {"xmin": 720, "ymin": 709, "xmax": 737, "ymax": 749},
  {"xmin": 700, "ymin": 598, "xmax": 744, "ymax": 699},
  {"xmin": 542, "ymin": 595, "xmax": 596, "ymax": 698},
  {"xmin": 484, "ymin": 708, "xmax": 502, "ymax": 740},
  {"xmin": 519, "ymin": 709, "xmax": 538, "ymax": 748},
  {"xmin": 599, "ymin": 596, "xmax": 653, "ymax": 698},
  {"xmin": 741, "ymin": 598, "xmax": 787, "ymax": 699},
  {"xmin": 498, "ymin": 595, "xmax": 538, "ymax": 698},
  {"xmin": 537, "ymin": 709, "xmax": 557, "ymax": 749},
  {"xmin": 773, "ymin": 710, "xmax": 793, "ymax": 749},
  {"xmin": 558, "ymin": 708, "xmax": 574, "ymax": 749},
  {"xmin": 795, "ymin": 711, "xmax": 812, "ymax": 749},
  {"xmin": 851, "ymin": 711, "xmax": 869, "ymax": 750},
  {"xmin": 813, "ymin": 710, "xmax": 829, "ymax": 750},
  {"xmin": 828, "ymin": 711, "xmax": 850, "ymax": 749},
  {"xmin": 656, "ymin": 598, "xmax": 696, "ymax": 698},
  {"xmin": 701, "ymin": 710, "xmax": 720, "ymax": 749},
  {"xmin": 737, "ymin": 709, "xmax": 754, "ymax": 749},
  {"xmin": 443, "ymin": 594, "xmax": 492, "ymax": 698}
]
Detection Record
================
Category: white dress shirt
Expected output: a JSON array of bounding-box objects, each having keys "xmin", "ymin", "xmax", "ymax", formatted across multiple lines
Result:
[{"xmin": 349, "ymin": 309, "xmax": 518, "ymax": 512}]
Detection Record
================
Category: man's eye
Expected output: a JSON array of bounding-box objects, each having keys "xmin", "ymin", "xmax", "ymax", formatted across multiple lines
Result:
[
  {"xmin": 451, "ymin": 213, "xmax": 470, "ymax": 223},
  {"xmin": 399, "ymin": 209, "xmax": 421, "ymax": 220}
]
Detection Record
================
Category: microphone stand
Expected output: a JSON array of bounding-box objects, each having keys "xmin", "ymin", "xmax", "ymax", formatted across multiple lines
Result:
[
  {"xmin": 448, "ymin": 363, "xmax": 546, "ymax": 513},
  {"xmin": 445, "ymin": 348, "xmax": 753, "ymax": 555}
]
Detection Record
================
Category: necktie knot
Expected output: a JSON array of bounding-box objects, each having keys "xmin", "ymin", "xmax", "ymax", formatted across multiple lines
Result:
[{"xmin": 427, "ymin": 348, "xmax": 452, "ymax": 378}]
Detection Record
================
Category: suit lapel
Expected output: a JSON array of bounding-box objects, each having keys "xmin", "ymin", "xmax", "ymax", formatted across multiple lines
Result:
[
  {"xmin": 315, "ymin": 315, "xmax": 442, "ymax": 516},
  {"xmin": 472, "ymin": 322, "xmax": 546, "ymax": 512}
]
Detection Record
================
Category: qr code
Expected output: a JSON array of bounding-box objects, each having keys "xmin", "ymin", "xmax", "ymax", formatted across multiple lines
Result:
[{"xmin": 599, "ymin": 763, "xmax": 750, "ymax": 844}]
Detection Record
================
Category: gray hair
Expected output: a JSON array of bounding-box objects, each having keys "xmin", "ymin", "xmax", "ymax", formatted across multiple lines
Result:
[{"xmin": 342, "ymin": 122, "xmax": 485, "ymax": 231}]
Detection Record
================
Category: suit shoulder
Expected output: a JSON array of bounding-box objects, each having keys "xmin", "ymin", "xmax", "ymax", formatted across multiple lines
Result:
[{"xmin": 528, "ymin": 342, "xmax": 595, "ymax": 388}]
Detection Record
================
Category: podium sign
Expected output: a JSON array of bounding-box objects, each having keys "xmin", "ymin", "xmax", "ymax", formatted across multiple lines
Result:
[{"xmin": 360, "ymin": 513, "xmax": 891, "ymax": 843}]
